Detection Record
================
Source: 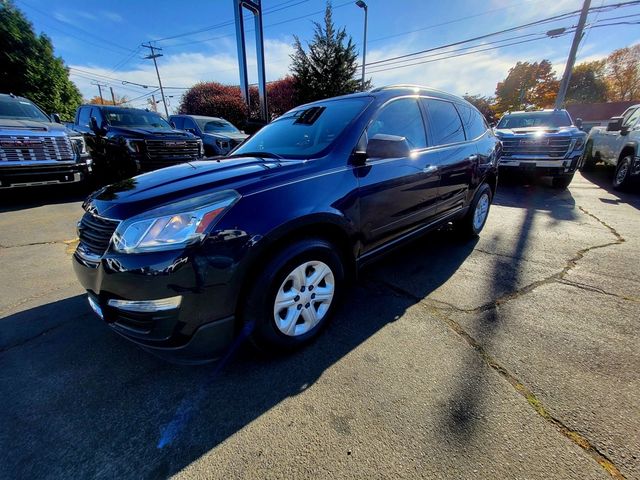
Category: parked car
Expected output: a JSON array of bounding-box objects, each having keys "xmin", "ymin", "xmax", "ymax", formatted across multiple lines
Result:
[
  {"xmin": 72, "ymin": 105, "xmax": 204, "ymax": 179},
  {"xmin": 72, "ymin": 85, "xmax": 500, "ymax": 363},
  {"xmin": 0, "ymin": 93, "xmax": 92, "ymax": 189},
  {"xmin": 582, "ymin": 104, "xmax": 640, "ymax": 189},
  {"xmin": 494, "ymin": 109, "xmax": 586, "ymax": 188},
  {"xmin": 168, "ymin": 114, "xmax": 248, "ymax": 156}
]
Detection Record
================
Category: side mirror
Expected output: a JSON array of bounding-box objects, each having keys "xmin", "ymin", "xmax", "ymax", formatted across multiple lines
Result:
[
  {"xmin": 621, "ymin": 125, "xmax": 630, "ymax": 136},
  {"xmin": 366, "ymin": 134, "xmax": 411, "ymax": 159},
  {"xmin": 52, "ymin": 113, "xmax": 62, "ymax": 124},
  {"xmin": 90, "ymin": 116, "xmax": 105, "ymax": 135},
  {"xmin": 606, "ymin": 116, "xmax": 623, "ymax": 132},
  {"xmin": 575, "ymin": 118, "xmax": 583, "ymax": 129}
]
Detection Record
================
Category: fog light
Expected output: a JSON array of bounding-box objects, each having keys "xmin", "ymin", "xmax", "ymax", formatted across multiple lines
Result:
[{"xmin": 107, "ymin": 296, "xmax": 182, "ymax": 312}]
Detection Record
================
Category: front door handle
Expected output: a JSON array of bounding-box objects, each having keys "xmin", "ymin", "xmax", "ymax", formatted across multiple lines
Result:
[
  {"xmin": 468, "ymin": 154, "xmax": 478, "ymax": 161},
  {"xmin": 423, "ymin": 165, "xmax": 438, "ymax": 174}
]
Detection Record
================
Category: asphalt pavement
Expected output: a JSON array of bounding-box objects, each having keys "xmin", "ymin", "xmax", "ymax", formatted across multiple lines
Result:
[{"xmin": 0, "ymin": 168, "xmax": 638, "ymax": 480}]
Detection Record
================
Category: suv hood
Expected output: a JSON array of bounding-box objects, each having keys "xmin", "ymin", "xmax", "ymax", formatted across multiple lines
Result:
[
  {"xmin": 495, "ymin": 126, "xmax": 582, "ymax": 136},
  {"xmin": 86, "ymin": 156, "xmax": 305, "ymax": 219},
  {"xmin": 106, "ymin": 126, "xmax": 197, "ymax": 139},
  {"xmin": 0, "ymin": 118, "xmax": 69, "ymax": 135}
]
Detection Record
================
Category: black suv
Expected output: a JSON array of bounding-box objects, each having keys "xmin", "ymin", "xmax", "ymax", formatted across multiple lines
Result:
[
  {"xmin": 168, "ymin": 114, "xmax": 248, "ymax": 156},
  {"xmin": 73, "ymin": 105, "xmax": 204, "ymax": 178},
  {"xmin": 73, "ymin": 85, "xmax": 500, "ymax": 363}
]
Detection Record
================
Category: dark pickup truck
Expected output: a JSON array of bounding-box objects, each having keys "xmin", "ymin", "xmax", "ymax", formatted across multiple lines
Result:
[
  {"xmin": 0, "ymin": 93, "xmax": 92, "ymax": 189},
  {"xmin": 73, "ymin": 105, "xmax": 204, "ymax": 179}
]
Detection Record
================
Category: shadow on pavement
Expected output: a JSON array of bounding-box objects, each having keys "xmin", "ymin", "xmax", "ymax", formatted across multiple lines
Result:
[
  {"xmin": 0, "ymin": 229, "xmax": 479, "ymax": 479},
  {"xmin": 580, "ymin": 165, "xmax": 640, "ymax": 211},
  {"xmin": 0, "ymin": 183, "xmax": 93, "ymax": 214}
]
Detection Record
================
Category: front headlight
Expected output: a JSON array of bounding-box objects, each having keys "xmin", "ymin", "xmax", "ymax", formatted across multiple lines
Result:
[
  {"xmin": 112, "ymin": 190, "xmax": 240, "ymax": 253},
  {"xmin": 197, "ymin": 139, "xmax": 204, "ymax": 156},
  {"xmin": 71, "ymin": 136, "xmax": 87, "ymax": 154},
  {"xmin": 573, "ymin": 137, "xmax": 585, "ymax": 151}
]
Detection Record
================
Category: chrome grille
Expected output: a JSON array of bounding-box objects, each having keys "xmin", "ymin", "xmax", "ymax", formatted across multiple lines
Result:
[
  {"xmin": 0, "ymin": 135, "xmax": 74, "ymax": 162},
  {"xmin": 501, "ymin": 137, "xmax": 571, "ymax": 158},
  {"xmin": 78, "ymin": 212, "xmax": 120, "ymax": 256},
  {"xmin": 145, "ymin": 139, "xmax": 200, "ymax": 161}
]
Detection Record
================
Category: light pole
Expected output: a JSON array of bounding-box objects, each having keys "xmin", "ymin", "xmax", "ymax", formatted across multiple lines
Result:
[{"xmin": 356, "ymin": 0, "xmax": 368, "ymax": 91}]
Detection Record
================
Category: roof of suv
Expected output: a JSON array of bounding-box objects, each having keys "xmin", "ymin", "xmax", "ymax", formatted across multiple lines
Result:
[
  {"xmin": 0, "ymin": 93, "xmax": 33, "ymax": 103},
  {"xmin": 79, "ymin": 105, "xmax": 155, "ymax": 113}
]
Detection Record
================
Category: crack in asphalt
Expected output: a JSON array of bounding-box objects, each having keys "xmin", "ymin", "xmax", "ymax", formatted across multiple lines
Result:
[
  {"xmin": 370, "ymin": 205, "xmax": 628, "ymax": 479},
  {"xmin": 558, "ymin": 278, "xmax": 639, "ymax": 303},
  {"xmin": 0, "ymin": 238, "xmax": 79, "ymax": 250}
]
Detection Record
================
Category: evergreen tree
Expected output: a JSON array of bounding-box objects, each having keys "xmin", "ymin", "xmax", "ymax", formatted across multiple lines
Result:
[
  {"xmin": 290, "ymin": 1, "xmax": 369, "ymax": 104},
  {"xmin": 0, "ymin": 0, "xmax": 82, "ymax": 120}
]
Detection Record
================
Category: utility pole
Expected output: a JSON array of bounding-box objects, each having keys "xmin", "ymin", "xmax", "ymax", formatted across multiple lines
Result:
[
  {"xmin": 91, "ymin": 82, "xmax": 107, "ymax": 105},
  {"xmin": 554, "ymin": 0, "xmax": 591, "ymax": 109},
  {"xmin": 151, "ymin": 94, "xmax": 158, "ymax": 112},
  {"xmin": 110, "ymin": 87, "xmax": 117, "ymax": 105},
  {"xmin": 142, "ymin": 43, "xmax": 169, "ymax": 117}
]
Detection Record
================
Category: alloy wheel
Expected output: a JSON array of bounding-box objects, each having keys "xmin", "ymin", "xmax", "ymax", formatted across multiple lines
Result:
[
  {"xmin": 273, "ymin": 260, "xmax": 335, "ymax": 337},
  {"xmin": 473, "ymin": 193, "xmax": 490, "ymax": 231}
]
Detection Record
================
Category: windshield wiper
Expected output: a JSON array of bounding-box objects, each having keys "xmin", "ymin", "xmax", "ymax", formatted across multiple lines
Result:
[{"xmin": 227, "ymin": 151, "xmax": 283, "ymax": 159}]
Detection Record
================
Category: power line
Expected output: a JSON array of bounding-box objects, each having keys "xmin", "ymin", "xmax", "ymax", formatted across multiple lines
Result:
[{"xmin": 365, "ymin": 0, "xmax": 640, "ymax": 69}]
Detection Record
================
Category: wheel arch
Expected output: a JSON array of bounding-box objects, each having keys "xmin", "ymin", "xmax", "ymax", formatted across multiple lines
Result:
[
  {"xmin": 619, "ymin": 143, "xmax": 637, "ymax": 162},
  {"xmin": 233, "ymin": 214, "xmax": 358, "ymax": 322}
]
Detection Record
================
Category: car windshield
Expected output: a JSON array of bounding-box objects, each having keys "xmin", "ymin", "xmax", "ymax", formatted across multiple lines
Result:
[
  {"xmin": 232, "ymin": 97, "xmax": 370, "ymax": 158},
  {"xmin": 196, "ymin": 118, "xmax": 240, "ymax": 134},
  {"xmin": 103, "ymin": 109, "xmax": 172, "ymax": 129},
  {"xmin": 497, "ymin": 111, "xmax": 572, "ymax": 129},
  {"xmin": 0, "ymin": 97, "xmax": 50, "ymax": 122}
]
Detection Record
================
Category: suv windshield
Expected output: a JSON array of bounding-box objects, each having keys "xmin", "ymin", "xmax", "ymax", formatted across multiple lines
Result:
[
  {"xmin": 497, "ymin": 111, "xmax": 572, "ymax": 129},
  {"xmin": 103, "ymin": 109, "xmax": 172, "ymax": 129},
  {"xmin": 196, "ymin": 118, "xmax": 240, "ymax": 134},
  {"xmin": 0, "ymin": 97, "xmax": 50, "ymax": 122},
  {"xmin": 232, "ymin": 97, "xmax": 370, "ymax": 158}
]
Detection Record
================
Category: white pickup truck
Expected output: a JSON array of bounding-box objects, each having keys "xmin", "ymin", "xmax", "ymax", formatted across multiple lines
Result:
[{"xmin": 582, "ymin": 105, "xmax": 640, "ymax": 189}]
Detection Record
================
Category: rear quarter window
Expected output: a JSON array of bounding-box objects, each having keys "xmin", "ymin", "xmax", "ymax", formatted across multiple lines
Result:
[
  {"xmin": 457, "ymin": 104, "xmax": 487, "ymax": 140},
  {"xmin": 422, "ymin": 98, "xmax": 465, "ymax": 146}
]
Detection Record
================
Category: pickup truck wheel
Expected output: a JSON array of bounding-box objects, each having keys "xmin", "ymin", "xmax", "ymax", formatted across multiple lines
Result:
[
  {"xmin": 552, "ymin": 174, "xmax": 574, "ymax": 189},
  {"xmin": 454, "ymin": 183, "xmax": 492, "ymax": 238},
  {"xmin": 242, "ymin": 238, "xmax": 345, "ymax": 353},
  {"xmin": 580, "ymin": 140, "xmax": 596, "ymax": 172},
  {"xmin": 613, "ymin": 156, "xmax": 633, "ymax": 190}
]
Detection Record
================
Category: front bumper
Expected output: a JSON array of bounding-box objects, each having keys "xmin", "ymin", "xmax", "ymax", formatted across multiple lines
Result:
[
  {"xmin": 72, "ymin": 245, "xmax": 238, "ymax": 363},
  {"xmin": 498, "ymin": 154, "xmax": 582, "ymax": 176},
  {"xmin": 0, "ymin": 158, "xmax": 92, "ymax": 188}
]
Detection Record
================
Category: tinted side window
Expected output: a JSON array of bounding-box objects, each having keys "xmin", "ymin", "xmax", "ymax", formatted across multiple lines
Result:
[
  {"xmin": 78, "ymin": 107, "xmax": 91, "ymax": 127},
  {"xmin": 368, "ymin": 98, "xmax": 426, "ymax": 149},
  {"xmin": 183, "ymin": 117, "xmax": 197, "ymax": 131},
  {"xmin": 623, "ymin": 108, "xmax": 640, "ymax": 128},
  {"xmin": 422, "ymin": 99, "xmax": 465, "ymax": 146},
  {"xmin": 457, "ymin": 104, "xmax": 487, "ymax": 140}
]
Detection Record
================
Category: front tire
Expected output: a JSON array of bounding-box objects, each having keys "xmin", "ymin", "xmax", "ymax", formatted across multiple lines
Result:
[
  {"xmin": 454, "ymin": 183, "xmax": 492, "ymax": 238},
  {"xmin": 613, "ymin": 156, "xmax": 633, "ymax": 190},
  {"xmin": 552, "ymin": 174, "xmax": 574, "ymax": 189},
  {"xmin": 580, "ymin": 140, "xmax": 596, "ymax": 172},
  {"xmin": 242, "ymin": 238, "xmax": 345, "ymax": 352}
]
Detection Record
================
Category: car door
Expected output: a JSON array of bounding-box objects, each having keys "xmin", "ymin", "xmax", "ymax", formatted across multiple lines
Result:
[
  {"xmin": 604, "ymin": 107, "xmax": 637, "ymax": 162},
  {"xmin": 356, "ymin": 96, "xmax": 442, "ymax": 254},
  {"xmin": 421, "ymin": 98, "xmax": 478, "ymax": 216},
  {"xmin": 88, "ymin": 107, "xmax": 108, "ymax": 160}
]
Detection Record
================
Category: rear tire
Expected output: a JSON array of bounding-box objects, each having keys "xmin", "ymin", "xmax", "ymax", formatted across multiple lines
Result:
[
  {"xmin": 242, "ymin": 238, "xmax": 345, "ymax": 353},
  {"xmin": 454, "ymin": 183, "xmax": 492, "ymax": 238},
  {"xmin": 552, "ymin": 174, "xmax": 574, "ymax": 189},
  {"xmin": 613, "ymin": 156, "xmax": 633, "ymax": 190}
]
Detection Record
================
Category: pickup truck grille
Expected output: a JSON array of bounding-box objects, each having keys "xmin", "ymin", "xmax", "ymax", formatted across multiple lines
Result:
[
  {"xmin": 145, "ymin": 139, "xmax": 200, "ymax": 161},
  {"xmin": 0, "ymin": 135, "xmax": 74, "ymax": 162},
  {"xmin": 78, "ymin": 212, "xmax": 120, "ymax": 256},
  {"xmin": 501, "ymin": 137, "xmax": 572, "ymax": 158}
]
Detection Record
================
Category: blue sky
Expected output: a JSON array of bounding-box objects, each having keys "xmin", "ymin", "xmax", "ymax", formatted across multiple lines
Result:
[{"xmin": 14, "ymin": 0, "xmax": 640, "ymax": 113}]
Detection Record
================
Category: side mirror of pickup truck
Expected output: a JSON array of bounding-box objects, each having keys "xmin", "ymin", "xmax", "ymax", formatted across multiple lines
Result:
[
  {"xmin": 575, "ymin": 118, "xmax": 583, "ymax": 129},
  {"xmin": 51, "ymin": 113, "xmax": 62, "ymax": 124},
  {"xmin": 606, "ymin": 117, "xmax": 623, "ymax": 132},
  {"xmin": 90, "ymin": 116, "xmax": 105, "ymax": 135}
]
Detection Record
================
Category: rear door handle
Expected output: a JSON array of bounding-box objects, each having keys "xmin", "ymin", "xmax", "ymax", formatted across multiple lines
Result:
[{"xmin": 423, "ymin": 165, "xmax": 438, "ymax": 174}]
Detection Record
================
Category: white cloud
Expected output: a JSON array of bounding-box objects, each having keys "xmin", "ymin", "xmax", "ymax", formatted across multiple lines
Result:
[
  {"xmin": 70, "ymin": 39, "xmax": 294, "ymax": 113},
  {"xmin": 102, "ymin": 11, "xmax": 123, "ymax": 23}
]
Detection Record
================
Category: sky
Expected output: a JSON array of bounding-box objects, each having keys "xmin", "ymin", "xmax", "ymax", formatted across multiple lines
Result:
[{"xmin": 14, "ymin": 0, "xmax": 640, "ymax": 114}]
